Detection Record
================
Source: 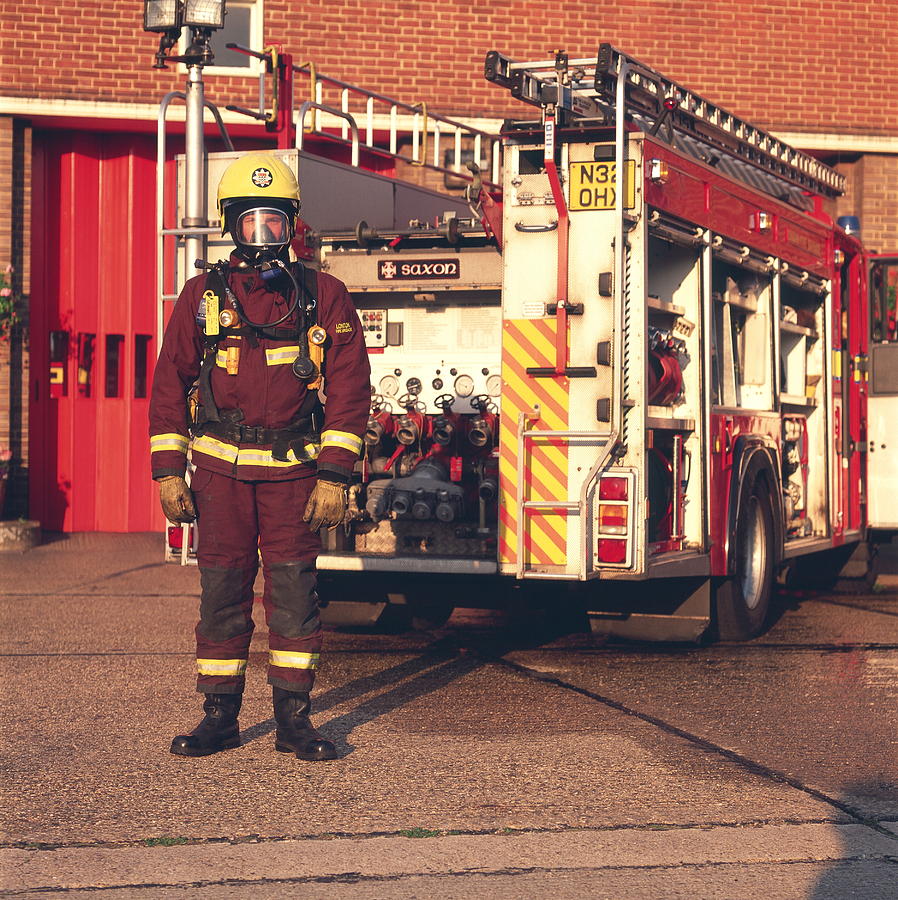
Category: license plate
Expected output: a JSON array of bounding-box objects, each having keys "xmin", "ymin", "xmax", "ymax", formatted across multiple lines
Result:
[{"xmin": 568, "ymin": 160, "xmax": 636, "ymax": 211}]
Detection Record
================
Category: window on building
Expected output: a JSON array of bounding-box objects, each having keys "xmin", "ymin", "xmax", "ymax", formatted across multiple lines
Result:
[
  {"xmin": 134, "ymin": 334, "xmax": 152, "ymax": 399},
  {"xmin": 105, "ymin": 334, "xmax": 124, "ymax": 398},
  {"xmin": 179, "ymin": 0, "xmax": 263, "ymax": 76}
]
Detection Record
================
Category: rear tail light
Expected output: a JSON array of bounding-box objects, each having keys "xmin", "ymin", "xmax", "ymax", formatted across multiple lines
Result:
[
  {"xmin": 599, "ymin": 476, "xmax": 629, "ymax": 500},
  {"xmin": 598, "ymin": 503, "xmax": 628, "ymax": 534},
  {"xmin": 596, "ymin": 471, "xmax": 635, "ymax": 568},
  {"xmin": 597, "ymin": 538, "xmax": 628, "ymax": 564}
]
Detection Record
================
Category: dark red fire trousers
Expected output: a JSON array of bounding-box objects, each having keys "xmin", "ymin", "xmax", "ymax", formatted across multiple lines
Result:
[{"xmin": 191, "ymin": 467, "xmax": 322, "ymax": 695}]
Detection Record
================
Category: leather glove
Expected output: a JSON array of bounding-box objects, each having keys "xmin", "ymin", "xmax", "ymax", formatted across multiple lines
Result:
[
  {"xmin": 303, "ymin": 479, "xmax": 348, "ymax": 531},
  {"xmin": 158, "ymin": 475, "xmax": 196, "ymax": 524}
]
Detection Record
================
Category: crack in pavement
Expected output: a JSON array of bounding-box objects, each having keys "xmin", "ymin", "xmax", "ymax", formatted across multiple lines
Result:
[
  {"xmin": 6, "ymin": 856, "xmax": 898, "ymax": 895},
  {"xmin": 485, "ymin": 654, "xmax": 898, "ymax": 842},
  {"xmin": 2, "ymin": 817, "xmax": 862, "ymax": 852}
]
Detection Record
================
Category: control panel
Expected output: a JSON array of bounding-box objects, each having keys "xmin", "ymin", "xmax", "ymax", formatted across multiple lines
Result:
[{"xmin": 360, "ymin": 309, "xmax": 387, "ymax": 348}]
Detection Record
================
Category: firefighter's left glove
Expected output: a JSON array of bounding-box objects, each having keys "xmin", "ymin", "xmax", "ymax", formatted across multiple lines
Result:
[
  {"xmin": 303, "ymin": 478, "xmax": 348, "ymax": 531},
  {"xmin": 158, "ymin": 475, "xmax": 197, "ymax": 524}
]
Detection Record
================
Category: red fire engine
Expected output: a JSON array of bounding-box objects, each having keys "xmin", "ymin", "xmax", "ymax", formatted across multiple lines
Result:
[{"xmin": 162, "ymin": 44, "xmax": 898, "ymax": 642}]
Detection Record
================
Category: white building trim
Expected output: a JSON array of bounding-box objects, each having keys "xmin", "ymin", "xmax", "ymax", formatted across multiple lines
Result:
[{"xmin": 2, "ymin": 98, "xmax": 897, "ymax": 156}]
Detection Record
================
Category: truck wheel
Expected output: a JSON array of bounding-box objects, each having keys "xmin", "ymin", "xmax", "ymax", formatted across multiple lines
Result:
[{"xmin": 714, "ymin": 476, "xmax": 775, "ymax": 641}]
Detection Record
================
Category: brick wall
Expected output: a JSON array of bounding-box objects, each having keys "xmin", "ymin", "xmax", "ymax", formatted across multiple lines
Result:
[
  {"xmin": 1, "ymin": 1, "xmax": 896, "ymax": 526},
  {"xmin": 0, "ymin": 118, "xmax": 30, "ymax": 518},
  {"xmin": 852, "ymin": 156, "xmax": 898, "ymax": 254},
  {"xmin": 2, "ymin": 0, "xmax": 896, "ymax": 135}
]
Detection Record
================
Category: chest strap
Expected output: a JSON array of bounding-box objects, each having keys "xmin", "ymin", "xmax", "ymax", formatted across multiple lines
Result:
[{"xmin": 193, "ymin": 265, "xmax": 320, "ymax": 428}]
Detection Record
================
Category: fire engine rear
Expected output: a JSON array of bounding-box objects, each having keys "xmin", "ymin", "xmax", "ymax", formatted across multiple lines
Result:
[{"xmin": 314, "ymin": 45, "xmax": 882, "ymax": 641}]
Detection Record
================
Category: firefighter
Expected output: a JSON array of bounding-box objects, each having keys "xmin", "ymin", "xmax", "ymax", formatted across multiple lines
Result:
[{"xmin": 149, "ymin": 152, "xmax": 370, "ymax": 760}]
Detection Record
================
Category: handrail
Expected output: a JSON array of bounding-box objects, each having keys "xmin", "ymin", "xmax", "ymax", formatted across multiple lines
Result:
[
  {"xmin": 296, "ymin": 101, "xmax": 360, "ymax": 167},
  {"xmin": 223, "ymin": 46, "xmax": 502, "ymax": 188},
  {"xmin": 293, "ymin": 62, "xmax": 501, "ymax": 188}
]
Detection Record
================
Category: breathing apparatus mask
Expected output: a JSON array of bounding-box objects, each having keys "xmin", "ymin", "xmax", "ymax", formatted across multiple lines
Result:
[{"xmin": 226, "ymin": 200, "xmax": 296, "ymax": 276}]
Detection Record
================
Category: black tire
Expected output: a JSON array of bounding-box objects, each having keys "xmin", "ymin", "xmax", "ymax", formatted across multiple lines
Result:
[{"xmin": 714, "ymin": 476, "xmax": 775, "ymax": 641}]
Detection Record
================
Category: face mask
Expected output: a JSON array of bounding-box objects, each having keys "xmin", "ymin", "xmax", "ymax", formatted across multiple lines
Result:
[{"xmin": 234, "ymin": 208, "xmax": 291, "ymax": 250}]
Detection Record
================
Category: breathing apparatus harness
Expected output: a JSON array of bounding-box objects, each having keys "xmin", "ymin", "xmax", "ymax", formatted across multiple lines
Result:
[{"xmin": 190, "ymin": 257, "xmax": 326, "ymax": 462}]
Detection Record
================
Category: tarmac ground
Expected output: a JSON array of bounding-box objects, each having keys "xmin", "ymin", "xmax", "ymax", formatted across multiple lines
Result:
[{"xmin": 2, "ymin": 532, "xmax": 897, "ymax": 898}]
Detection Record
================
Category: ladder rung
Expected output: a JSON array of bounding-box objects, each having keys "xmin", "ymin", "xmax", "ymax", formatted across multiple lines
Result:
[
  {"xmin": 160, "ymin": 227, "xmax": 220, "ymax": 236},
  {"xmin": 519, "ymin": 571, "xmax": 581, "ymax": 581},
  {"xmin": 523, "ymin": 501, "xmax": 578, "ymax": 510},
  {"xmin": 523, "ymin": 429, "xmax": 615, "ymax": 439}
]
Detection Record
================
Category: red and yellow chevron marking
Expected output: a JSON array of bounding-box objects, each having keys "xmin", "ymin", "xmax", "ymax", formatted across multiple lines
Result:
[{"xmin": 498, "ymin": 318, "xmax": 570, "ymax": 568}]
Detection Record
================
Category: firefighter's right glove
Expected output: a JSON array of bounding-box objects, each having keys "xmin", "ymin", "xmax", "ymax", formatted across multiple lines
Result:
[
  {"xmin": 303, "ymin": 479, "xmax": 348, "ymax": 531},
  {"xmin": 158, "ymin": 475, "xmax": 196, "ymax": 524}
]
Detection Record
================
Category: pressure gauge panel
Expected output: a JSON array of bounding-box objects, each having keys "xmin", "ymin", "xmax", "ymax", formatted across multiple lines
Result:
[{"xmin": 355, "ymin": 300, "xmax": 503, "ymax": 413}]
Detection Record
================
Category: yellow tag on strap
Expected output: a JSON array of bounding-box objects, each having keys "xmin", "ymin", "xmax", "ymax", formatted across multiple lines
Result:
[{"xmin": 203, "ymin": 290, "xmax": 220, "ymax": 336}]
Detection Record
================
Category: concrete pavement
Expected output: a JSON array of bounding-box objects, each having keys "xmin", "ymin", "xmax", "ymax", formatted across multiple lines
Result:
[{"xmin": 2, "ymin": 533, "xmax": 897, "ymax": 897}]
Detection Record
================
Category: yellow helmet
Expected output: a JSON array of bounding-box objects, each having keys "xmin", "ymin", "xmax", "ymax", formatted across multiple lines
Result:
[{"xmin": 216, "ymin": 152, "xmax": 300, "ymax": 236}]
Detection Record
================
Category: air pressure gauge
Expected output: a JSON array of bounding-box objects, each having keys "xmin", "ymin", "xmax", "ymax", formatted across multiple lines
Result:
[
  {"xmin": 379, "ymin": 374, "xmax": 399, "ymax": 396},
  {"xmin": 454, "ymin": 373, "xmax": 475, "ymax": 397},
  {"xmin": 486, "ymin": 374, "xmax": 502, "ymax": 396}
]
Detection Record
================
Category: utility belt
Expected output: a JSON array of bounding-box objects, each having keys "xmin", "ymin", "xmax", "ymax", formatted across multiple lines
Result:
[{"xmin": 191, "ymin": 399, "xmax": 323, "ymax": 462}]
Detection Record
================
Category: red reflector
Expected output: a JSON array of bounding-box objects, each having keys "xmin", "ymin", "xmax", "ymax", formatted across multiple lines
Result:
[
  {"xmin": 597, "ymin": 538, "xmax": 628, "ymax": 564},
  {"xmin": 599, "ymin": 476, "xmax": 629, "ymax": 500},
  {"xmin": 167, "ymin": 525, "xmax": 192, "ymax": 549}
]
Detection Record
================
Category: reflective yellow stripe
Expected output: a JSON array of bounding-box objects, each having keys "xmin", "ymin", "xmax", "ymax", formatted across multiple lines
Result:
[
  {"xmin": 191, "ymin": 434, "xmax": 320, "ymax": 470},
  {"xmin": 150, "ymin": 433, "xmax": 189, "ymax": 453},
  {"xmin": 265, "ymin": 345, "xmax": 300, "ymax": 366},
  {"xmin": 321, "ymin": 429, "xmax": 363, "ymax": 454},
  {"xmin": 235, "ymin": 443, "xmax": 319, "ymax": 469},
  {"xmin": 190, "ymin": 434, "xmax": 239, "ymax": 464},
  {"xmin": 269, "ymin": 649, "xmax": 320, "ymax": 670},
  {"xmin": 215, "ymin": 349, "xmax": 228, "ymax": 368},
  {"xmin": 196, "ymin": 658, "xmax": 247, "ymax": 676}
]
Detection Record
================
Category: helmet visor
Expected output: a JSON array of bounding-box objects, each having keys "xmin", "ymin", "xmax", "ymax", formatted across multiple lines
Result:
[{"xmin": 234, "ymin": 207, "xmax": 291, "ymax": 248}]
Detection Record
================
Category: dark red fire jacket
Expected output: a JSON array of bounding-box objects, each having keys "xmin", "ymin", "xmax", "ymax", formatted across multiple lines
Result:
[{"xmin": 149, "ymin": 260, "xmax": 371, "ymax": 483}]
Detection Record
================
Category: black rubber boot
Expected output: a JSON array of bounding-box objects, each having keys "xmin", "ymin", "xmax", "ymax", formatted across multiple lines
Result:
[
  {"xmin": 170, "ymin": 693, "xmax": 242, "ymax": 757},
  {"xmin": 272, "ymin": 687, "xmax": 337, "ymax": 761}
]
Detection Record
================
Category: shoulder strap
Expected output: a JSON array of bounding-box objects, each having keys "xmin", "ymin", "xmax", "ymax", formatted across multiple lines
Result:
[
  {"xmin": 191, "ymin": 269, "xmax": 233, "ymax": 424},
  {"xmin": 299, "ymin": 263, "xmax": 318, "ymax": 330}
]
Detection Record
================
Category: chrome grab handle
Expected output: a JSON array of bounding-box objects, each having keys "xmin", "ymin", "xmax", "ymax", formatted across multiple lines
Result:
[{"xmin": 514, "ymin": 220, "xmax": 558, "ymax": 232}]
